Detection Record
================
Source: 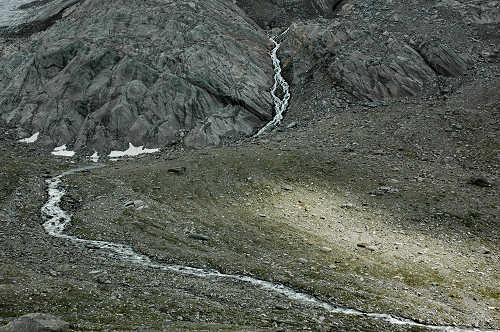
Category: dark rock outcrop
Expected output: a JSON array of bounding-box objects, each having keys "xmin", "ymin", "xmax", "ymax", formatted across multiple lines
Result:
[
  {"xmin": 0, "ymin": 313, "xmax": 69, "ymax": 332},
  {"xmin": 418, "ymin": 41, "xmax": 468, "ymax": 77},
  {"xmin": 0, "ymin": 0, "xmax": 274, "ymax": 151}
]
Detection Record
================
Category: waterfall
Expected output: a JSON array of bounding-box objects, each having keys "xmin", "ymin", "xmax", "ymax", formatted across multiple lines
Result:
[{"xmin": 255, "ymin": 28, "xmax": 291, "ymax": 136}]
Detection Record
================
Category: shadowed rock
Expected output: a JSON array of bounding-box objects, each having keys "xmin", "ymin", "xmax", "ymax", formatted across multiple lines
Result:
[{"xmin": 418, "ymin": 41, "xmax": 468, "ymax": 77}]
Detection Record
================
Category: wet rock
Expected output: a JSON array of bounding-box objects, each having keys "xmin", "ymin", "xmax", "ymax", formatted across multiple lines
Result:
[{"xmin": 0, "ymin": 313, "xmax": 69, "ymax": 332}]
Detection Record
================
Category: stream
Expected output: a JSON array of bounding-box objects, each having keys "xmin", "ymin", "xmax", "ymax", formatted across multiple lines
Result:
[
  {"xmin": 255, "ymin": 28, "xmax": 291, "ymax": 136},
  {"xmin": 41, "ymin": 164, "xmax": 494, "ymax": 332}
]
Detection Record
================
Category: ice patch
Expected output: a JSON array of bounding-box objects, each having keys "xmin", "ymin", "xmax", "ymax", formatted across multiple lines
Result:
[
  {"xmin": 18, "ymin": 132, "xmax": 39, "ymax": 143},
  {"xmin": 89, "ymin": 152, "xmax": 99, "ymax": 163},
  {"xmin": 51, "ymin": 145, "xmax": 75, "ymax": 157},
  {"xmin": 108, "ymin": 143, "xmax": 160, "ymax": 158}
]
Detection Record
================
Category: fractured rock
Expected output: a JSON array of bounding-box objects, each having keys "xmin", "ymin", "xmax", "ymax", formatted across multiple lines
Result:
[{"xmin": 0, "ymin": 0, "xmax": 274, "ymax": 152}]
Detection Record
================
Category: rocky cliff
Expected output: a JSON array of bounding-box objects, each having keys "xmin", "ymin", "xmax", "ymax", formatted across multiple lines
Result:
[{"xmin": 0, "ymin": 0, "xmax": 274, "ymax": 152}]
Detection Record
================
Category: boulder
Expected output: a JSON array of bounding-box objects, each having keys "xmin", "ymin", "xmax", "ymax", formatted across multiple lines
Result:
[
  {"xmin": 418, "ymin": 41, "xmax": 468, "ymax": 77},
  {"xmin": 0, "ymin": 313, "xmax": 69, "ymax": 332}
]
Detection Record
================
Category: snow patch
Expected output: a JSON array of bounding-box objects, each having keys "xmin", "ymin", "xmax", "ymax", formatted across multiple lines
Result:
[
  {"xmin": 89, "ymin": 152, "xmax": 99, "ymax": 163},
  {"xmin": 108, "ymin": 143, "xmax": 160, "ymax": 158},
  {"xmin": 18, "ymin": 132, "xmax": 39, "ymax": 143},
  {"xmin": 51, "ymin": 145, "xmax": 75, "ymax": 157}
]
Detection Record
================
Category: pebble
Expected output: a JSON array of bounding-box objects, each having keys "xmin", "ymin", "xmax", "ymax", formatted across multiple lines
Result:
[
  {"xmin": 188, "ymin": 233, "xmax": 210, "ymax": 241},
  {"xmin": 357, "ymin": 243, "xmax": 376, "ymax": 251},
  {"xmin": 282, "ymin": 184, "xmax": 293, "ymax": 191},
  {"xmin": 320, "ymin": 246, "xmax": 332, "ymax": 253}
]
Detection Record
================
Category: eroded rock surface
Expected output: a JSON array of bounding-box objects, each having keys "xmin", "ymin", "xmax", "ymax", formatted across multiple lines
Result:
[{"xmin": 0, "ymin": 0, "xmax": 274, "ymax": 152}]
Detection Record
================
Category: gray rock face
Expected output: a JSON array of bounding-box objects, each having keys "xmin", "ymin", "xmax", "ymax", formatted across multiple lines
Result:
[
  {"xmin": 418, "ymin": 41, "xmax": 467, "ymax": 77},
  {"xmin": 329, "ymin": 40, "xmax": 438, "ymax": 101},
  {"xmin": 0, "ymin": 0, "xmax": 274, "ymax": 151},
  {"xmin": 280, "ymin": 22, "xmax": 442, "ymax": 101},
  {"xmin": 279, "ymin": 17, "xmax": 470, "ymax": 102},
  {"xmin": 0, "ymin": 313, "xmax": 69, "ymax": 332}
]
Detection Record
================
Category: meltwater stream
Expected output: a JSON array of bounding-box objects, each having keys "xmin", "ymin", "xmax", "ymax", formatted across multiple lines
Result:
[
  {"xmin": 41, "ymin": 165, "xmax": 495, "ymax": 332},
  {"xmin": 255, "ymin": 28, "xmax": 291, "ymax": 136}
]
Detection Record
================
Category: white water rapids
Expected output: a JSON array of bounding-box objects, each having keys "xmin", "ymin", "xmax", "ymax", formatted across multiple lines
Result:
[
  {"xmin": 255, "ymin": 28, "xmax": 291, "ymax": 136},
  {"xmin": 41, "ymin": 165, "xmax": 495, "ymax": 332}
]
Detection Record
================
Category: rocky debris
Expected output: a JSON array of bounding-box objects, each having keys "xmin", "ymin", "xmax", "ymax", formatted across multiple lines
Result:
[
  {"xmin": 0, "ymin": 0, "xmax": 274, "ymax": 152},
  {"xmin": 0, "ymin": 313, "xmax": 69, "ymax": 332}
]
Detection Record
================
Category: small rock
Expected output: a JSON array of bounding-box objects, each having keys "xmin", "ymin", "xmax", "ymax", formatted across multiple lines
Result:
[
  {"xmin": 85, "ymin": 243, "xmax": 101, "ymax": 249},
  {"xmin": 188, "ymin": 233, "xmax": 210, "ymax": 241},
  {"xmin": 340, "ymin": 203, "xmax": 355, "ymax": 209},
  {"xmin": 468, "ymin": 176, "xmax": 492, "ymax": 187},
  {"xmin": 286, "ymin": 121, "xmax": 298, "ymax": 129},
  {"xmin": 369, "ymin": 186, "xmax": 399, "ymax": 195},
  {"xmin": 167, "ymin": 167, "xmax": 186, "ymax": 175},
  {"xmin": 282, "ymin": 184, "xmax": 293, "ymax": 191},
  {"xmin": 357, "ymin": 243, "xmax": 376, "ymax": 251},
  {"xmin": 298, "ymin": 258, "xmax": 308, "ymax": 264},
  {"xmin": 320, "ymin": 246, "xmax": 332, "ymax": 253}
]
